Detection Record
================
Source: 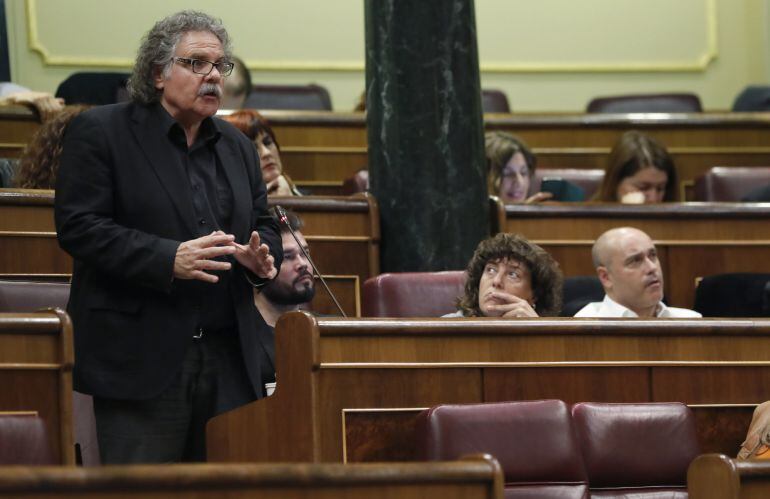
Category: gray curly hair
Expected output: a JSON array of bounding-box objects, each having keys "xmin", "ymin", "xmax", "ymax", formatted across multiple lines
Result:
[{"xmin": 127, "ymin": 10, "xmax": 232, "ymax": 104}]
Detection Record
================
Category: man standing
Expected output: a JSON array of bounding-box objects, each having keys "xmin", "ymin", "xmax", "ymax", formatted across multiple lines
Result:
[
  {"xmin": 575, "ymin": 227, "xmax": 700, "ymax": 318},
  {"xmin": 55, "ymin": 11, "xmax": 282, "ymax": 463},
  {"xmin": 254, "ymin": 208, "xmax": 316, "ymax": 329}
]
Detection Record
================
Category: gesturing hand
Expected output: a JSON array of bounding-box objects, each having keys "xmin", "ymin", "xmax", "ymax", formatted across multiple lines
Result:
[
  {"xmin": 174, "ymin": 231, "xmax": 236, "ymax": 283},
  {"xmin": 231, "ymin": 231, "xmax": 277, "ymax": 279}
]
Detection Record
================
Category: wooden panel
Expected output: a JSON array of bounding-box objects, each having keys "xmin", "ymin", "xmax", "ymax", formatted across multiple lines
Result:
[
  {"xmin": 344, "ymin": 409, "xmax": 424, "ymax": 462},
  {"xmin": 207, "ymin": 314, "xmax": 770, "ymax": 464},
  {"xmin": 320, "ymin": 368, "xmax": 482, "ymax": 461},
  {"xmin": 653, "ymin": 367, "xmax": 770, "ymax": 404},
  {"xmin": 0, "ymin": 457, "xmax": 504, "ymax": 499},
  {"xmin": 307, "ymin": 275, "xmax": 359, "ymax": 317},
  {"xmin": 0, "ymin": 236, "xmax": 71, "ymax": 275},
  {"xmin": 0, "ymin": 107, "xmax": 41, "ymax": 145},
  {"xmin": 0, "ymin": 311, "xmax": 74, "ymax": 465},
  {"xmin": 691, "ymin": 406, "xmax": 754, "ymax": 455},
  {"xmin": 483, "ymin": 367, "xmax": 650, "ymax": 403},
  {"xmin": 0, "ymin": 191, "xmax": 380, "ymax": 303}
]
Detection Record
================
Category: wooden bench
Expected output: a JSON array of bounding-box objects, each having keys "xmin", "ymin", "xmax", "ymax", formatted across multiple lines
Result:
[
  {"xmin": 7, "ymin": 107, "xmax": 770, "ymax": 196},
  {"xmin": 207, "ymin": 313, "xmax": 770, "ymax": 463},
  {"xmin": 0, "ymin": 190, "xmax": 381, "ymax": 317},
  {"xmin": 0, "ymin": 310, "xmax": 74, "ymax": 465},
  {"xmin": 0, "ymin": 456, "xmax": 503, "ymax": 499},
  {"xmin": 501, "ymin": 203, "xmax": 770, "ymax": 310},
  {"xmin": 688, "ymin": 453, "xmax": 770, "ymax": 499},
  {"xmin": 257, "ymin": 110, "xmax": 770, "ymax": 197},
  {"xmin": 0, "ymin": 106, "xmax": 41, "ymax": 159}
]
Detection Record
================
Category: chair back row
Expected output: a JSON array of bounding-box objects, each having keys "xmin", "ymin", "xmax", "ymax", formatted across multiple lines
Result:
[
  {"xmin": 362, "ymin": 271, "xmax": 770, "ymax": 318},
  {"xmin": 418, "ymin": 400, "xmax": 698, "ymax": 499}
]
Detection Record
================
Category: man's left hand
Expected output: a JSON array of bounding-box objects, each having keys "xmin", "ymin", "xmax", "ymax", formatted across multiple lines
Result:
[{"xmin": 232, "ymin": 231, "xmax": 277, "ymax": 279}]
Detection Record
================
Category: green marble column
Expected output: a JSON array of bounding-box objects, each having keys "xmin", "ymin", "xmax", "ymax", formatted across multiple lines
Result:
[{"xmin": 365, "ymin": 0, "xmax": 488, "ymax": 273}]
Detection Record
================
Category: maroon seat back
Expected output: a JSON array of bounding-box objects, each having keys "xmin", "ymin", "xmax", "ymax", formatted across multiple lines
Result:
[
  {"xmin": 0, "ymin": 280, "xmax": 70, "ymax": 311},
  {"xmin": 571, "ymin": 402, "xmax": 700, "ymax": 498},
  {"xmin": 0, "ymin": 414, "xmax": 54, "ymax": 465},
  {"xmin": 482, "ymin": 89, "xmax": 511, "ymax": 113},
  {"xmin": 362, "ymin": 271, "xmax": 466, "ymax": 317},
  {"xmin": 243, "ymin": 83, "xmax": 332, "ymax": 111},
  {"xmin": 532, "ymin": 169, "xmax": 605, "ymax": 199},
  {"xmin": 418, "ymin": 400, "xmax": 589, "ymax": 499},
  {"xmin": 0, "ymin": 281, "xmax": 100, "ymax": 466},
  {"xmin": 693, "ymin": 167, "xmax": 770, "ymax": 201},
  {"xmin": 587, "ymin": 93, "xmax": 702, "ymax": 113}
]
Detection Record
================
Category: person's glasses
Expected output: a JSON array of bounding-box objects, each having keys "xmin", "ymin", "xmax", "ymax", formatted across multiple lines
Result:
[{"xmin": 174, "ymin": 57, "xmax": 234, "ymax": 76}]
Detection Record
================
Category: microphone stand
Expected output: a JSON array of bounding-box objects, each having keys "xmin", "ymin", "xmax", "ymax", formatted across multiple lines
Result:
[{"xmin": 274, "ymin": 205, "xmax": 347, "ymax": 318}]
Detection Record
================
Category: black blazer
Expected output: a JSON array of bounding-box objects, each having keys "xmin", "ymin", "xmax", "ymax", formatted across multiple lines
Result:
[{"xmin": 55, "ymin": 102, "xmax": 281, "ymax": 400}]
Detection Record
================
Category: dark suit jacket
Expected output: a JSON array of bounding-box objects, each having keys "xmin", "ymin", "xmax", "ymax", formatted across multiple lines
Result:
[{"xmin": 54, "ymin": 102, "xmax": 282, "ymax": 400}]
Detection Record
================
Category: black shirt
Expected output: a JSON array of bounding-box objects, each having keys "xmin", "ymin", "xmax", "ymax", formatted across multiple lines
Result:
[{"xmin": 155, "ymin": 105, "xmax": 236, "ymax": 332}]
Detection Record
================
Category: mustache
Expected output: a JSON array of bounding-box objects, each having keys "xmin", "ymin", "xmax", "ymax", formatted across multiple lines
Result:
[{"xmin": 198, "ymin": 83, "xmax": 222, "ymax": 98}]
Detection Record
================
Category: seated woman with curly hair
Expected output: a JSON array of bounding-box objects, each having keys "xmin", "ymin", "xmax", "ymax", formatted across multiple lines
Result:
[
  {"xmin": 13, "ymin": 105, "xmax": 89, "ymax": 189},
  {"xmin": 446, "ymin": 233, "xmax": 563, "ymax": 318}
]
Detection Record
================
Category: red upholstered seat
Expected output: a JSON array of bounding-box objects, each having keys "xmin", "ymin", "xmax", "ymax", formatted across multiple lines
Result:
[
  {"xmin": 571, "ymin": 402, "xmax": 700, "ymax": 498},
  {"xmin": 362, "ymin": 271, "xmax": 466, "ymax": 317},
  {"xmin": 482, "ymin": 89, "xmax": 511, "ymax": 113},
  {"xmin": 693, "ymin": 167, "xmax": 770, "ymax": 201},
  {"xmin": 243, "ymin": 83, "xmax": 332, "ymax": 111},
  {"xmin": 0, "ymin": 280, "xmax": 70, "ymax": 311},
  {"xmin": 418, "ymin": 400, "xmax": 590, "ymax": 499},
  {"xmin": 587, "ymin": 93, "xmax": 702, "ymax": 113},
  {"xmin": 0, "ymin": 414, "xmax": 54, "ymax": 465}
]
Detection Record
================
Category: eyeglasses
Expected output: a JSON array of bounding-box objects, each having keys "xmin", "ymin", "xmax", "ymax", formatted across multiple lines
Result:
[{"xmin": 174, "ymin": 57, "xmax": 234, "ymax": 76}]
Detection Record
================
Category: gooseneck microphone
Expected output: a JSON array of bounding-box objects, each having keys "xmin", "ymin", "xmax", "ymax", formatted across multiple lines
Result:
[{"xmin": 274, "ymin": 205, "xmax": 347, "ymax": 318}]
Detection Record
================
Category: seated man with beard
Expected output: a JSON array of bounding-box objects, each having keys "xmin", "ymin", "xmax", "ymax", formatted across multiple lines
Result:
[{"xmin": 254, "ymin": 208, "xmax": 316, "ymax": 329}]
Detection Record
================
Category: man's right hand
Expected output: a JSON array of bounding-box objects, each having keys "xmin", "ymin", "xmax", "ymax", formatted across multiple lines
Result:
[{"xmin": 174, "ymin": 231, "xmax": 236, "ymax": 283}]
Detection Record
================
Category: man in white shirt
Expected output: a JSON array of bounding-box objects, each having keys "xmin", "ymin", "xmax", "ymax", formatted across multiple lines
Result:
[{"xmin": 574, "ymin": 227, "xmax": 701, "ymax": 318}]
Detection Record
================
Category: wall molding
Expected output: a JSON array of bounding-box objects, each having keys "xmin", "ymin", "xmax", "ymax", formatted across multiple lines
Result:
[{"xmin": 25, "ymin": 0, "xmax": 718, "ymax": 74}]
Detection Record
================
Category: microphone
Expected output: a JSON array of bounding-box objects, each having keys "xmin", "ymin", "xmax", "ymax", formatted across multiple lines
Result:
[{"xmin": 274, "ymin": 205, "xmax": 347, "ymax": 318}]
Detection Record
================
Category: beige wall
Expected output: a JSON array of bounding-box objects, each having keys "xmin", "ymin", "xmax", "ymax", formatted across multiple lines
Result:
[{"xmin": 5, "ymin": 0, "xmax": 769, "ymax": 111}]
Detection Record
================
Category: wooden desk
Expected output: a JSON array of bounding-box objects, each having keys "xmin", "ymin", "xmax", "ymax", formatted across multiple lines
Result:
[
  {"xmin": 258, "ymin": 111, "xmax": 770, "ymax": 196},
  {"xmin": 207, "ymin": 313, "xmax": 770, "ymax": 463},
  {"xmin": 0, "ymin": 106, "xmax": 40, "ymax": 158},
  {"xmin": 502, "ymin": 203, "xmax": 770, "ymax": 309},
  {"xmin": 0, "ymin": 310, "xmax": 74, "ymax": 465},
  {"xmin": 7, "ymin": 107, "xmax": 770, "ymax": 195},
  {"xmin": 0, "ymin": 456, "xmax": 503, "ymax": 499},
  {"xmin": 689, "ymin": 453, "xmax": 770, "ymax": 499},
  {"xmin": 0, "ymin": 190, "xmax": 377, "ymax": 316}
]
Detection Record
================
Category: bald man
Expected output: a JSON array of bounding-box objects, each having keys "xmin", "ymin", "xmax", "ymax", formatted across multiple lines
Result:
[{"xmin": 574, "ymin": 227, "xmax": 701, "ymax": 318}]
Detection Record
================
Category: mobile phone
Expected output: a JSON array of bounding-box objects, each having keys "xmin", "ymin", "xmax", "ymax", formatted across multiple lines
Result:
[{"xmin": 540, "ymin": 178, "xmax": 585, "ymax": 201}]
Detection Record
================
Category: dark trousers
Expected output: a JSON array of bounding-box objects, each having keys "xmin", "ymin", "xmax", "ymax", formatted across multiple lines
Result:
[{"xmin": 93, "ymin": 331, "xmax": 255, "ymax": 464}]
